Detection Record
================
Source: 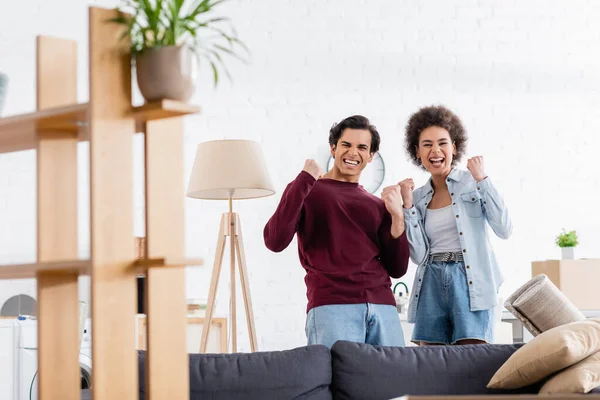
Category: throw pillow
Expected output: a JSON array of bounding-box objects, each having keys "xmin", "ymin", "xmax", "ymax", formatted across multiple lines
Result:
[
  {"xmin": 487, "ymin": 318, "xmax": 600, "ymax": 389},
  {"xmin": 539, "ymin": 351, "xmax": 600, "ymax": 394}
]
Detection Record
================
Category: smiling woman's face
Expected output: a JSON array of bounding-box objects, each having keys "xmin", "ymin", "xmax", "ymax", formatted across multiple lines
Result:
[{"xmin": 417, "ymin": 126, "xmax": 456, "ymax": 177}]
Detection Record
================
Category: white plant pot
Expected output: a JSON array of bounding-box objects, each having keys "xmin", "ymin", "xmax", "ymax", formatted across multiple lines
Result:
[
  {"xmin": 561, "ymin": 247, "xmax": 575, "ymax": 260},
  {"xmin": 135, "ymin": 45, "xmax": 198, "ymax": 102}
]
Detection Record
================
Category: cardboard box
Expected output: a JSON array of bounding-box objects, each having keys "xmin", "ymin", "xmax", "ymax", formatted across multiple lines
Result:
[{"xmin": 531, "ymin": 259, "xmax": 600, "ymax": 310}]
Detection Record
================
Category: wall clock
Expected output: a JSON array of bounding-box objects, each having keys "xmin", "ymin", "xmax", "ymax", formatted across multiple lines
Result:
[{"xmin": 326, "ymin": 152, "xmax": 386, "ymax": 194}]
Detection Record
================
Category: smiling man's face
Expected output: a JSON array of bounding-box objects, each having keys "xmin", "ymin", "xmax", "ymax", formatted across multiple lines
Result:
[{"xmin": 330, "ymin": 128, "xmax": 374, "ymax": 181}]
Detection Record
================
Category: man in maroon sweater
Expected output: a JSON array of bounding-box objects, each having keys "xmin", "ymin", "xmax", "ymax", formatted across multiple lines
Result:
[{"xmin": 264, "ymin": 115, "xmax": 410, "ymax": 349}]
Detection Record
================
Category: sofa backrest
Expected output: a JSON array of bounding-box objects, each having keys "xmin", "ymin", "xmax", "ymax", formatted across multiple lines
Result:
[
  {"xmin": 137, "ymin": 345, "xmax": 332, "ymax": 400},
  {"xmin": 134, "ymin": 341, "xmax": 599, "ymax": 400},
  {"xmin": 330, "ymin": 341, "xmax": 541, "ymax": 400}
]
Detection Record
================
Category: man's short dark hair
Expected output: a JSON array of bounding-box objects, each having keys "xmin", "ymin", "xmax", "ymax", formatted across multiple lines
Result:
[{"xmin": 329, "ymin": 115, "xmax": 380, "ymax": 153}]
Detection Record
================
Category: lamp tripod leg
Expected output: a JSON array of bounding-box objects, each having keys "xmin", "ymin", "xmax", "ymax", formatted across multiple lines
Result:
[
  {"xmin": 234, "ymin": 214, "xmax": 258, "ymax": 352},
  {"xmin": 229, "ymin": 212, "xmax": 237, "ymax": 353},
  {"xmin": 200, "ymin": 214, "xmax": 227, "ymax": 353}
]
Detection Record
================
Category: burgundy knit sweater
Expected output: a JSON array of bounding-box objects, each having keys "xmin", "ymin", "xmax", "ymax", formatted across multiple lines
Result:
[{"xmin": 264, "ymin": 171, "xmax": 410, "ymax": 312}]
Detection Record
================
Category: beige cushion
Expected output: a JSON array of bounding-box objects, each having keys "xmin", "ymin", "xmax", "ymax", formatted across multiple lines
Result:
[
  {"xmin": 488, "ymin": 318, "xmax": 600, "ymax": 389},
  {"xmin": 539, "ymin": 351, "xmax": 600, "ymax": 394},
  {"xmin": 504, "ymin": 274, "xmax": 586, "ymax": 336}
]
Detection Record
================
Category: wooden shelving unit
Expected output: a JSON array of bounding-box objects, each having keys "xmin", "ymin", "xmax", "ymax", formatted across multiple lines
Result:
[{"xmin": 0, "ymin": 6, "xmax": 202, "ymax": 400}]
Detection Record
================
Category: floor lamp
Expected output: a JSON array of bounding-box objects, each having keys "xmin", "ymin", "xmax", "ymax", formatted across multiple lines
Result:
[{"xmin": 186, "ymin": 140, "xmax": 274, "ymax": 353}]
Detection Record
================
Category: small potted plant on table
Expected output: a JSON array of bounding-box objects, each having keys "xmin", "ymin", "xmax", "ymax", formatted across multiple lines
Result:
[{"xmin": 555, "ymin": 229, "xmax": 579, "ymax": 260}]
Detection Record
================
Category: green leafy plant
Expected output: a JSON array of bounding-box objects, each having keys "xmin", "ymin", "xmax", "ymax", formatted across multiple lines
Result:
[
  {"xmin": 109, "ymin": 0, "xmax": 248, "ymax": 86},
  {"xmin": 555, "ymin": 229, "xmax": 579, "ymax": 248}
]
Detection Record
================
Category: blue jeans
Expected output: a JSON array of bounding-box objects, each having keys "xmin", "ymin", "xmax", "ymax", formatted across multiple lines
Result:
[
  {"xmin": 305, "ymin": 303, "xmax": 405, "ymax": 349},
  {"xmin": 411, "ymin": 260, "xmax": 495, "ymax": 345}
]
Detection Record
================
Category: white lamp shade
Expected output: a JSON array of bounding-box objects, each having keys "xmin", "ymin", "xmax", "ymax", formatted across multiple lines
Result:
[{"xmin": 186, "ymin": 139, "xmax": 275, "ymax": 200}]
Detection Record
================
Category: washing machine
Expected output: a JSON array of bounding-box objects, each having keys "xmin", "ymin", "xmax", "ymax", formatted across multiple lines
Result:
[
  {"xmin": 0, "ymin": 319, "xmax": 19, "ymax": 398},
  {"xmin": 19, "ymin": 319, "xmax": 37, "ymax": 400},
  {"xmin": 20, "ymin": 318, "xmax": 92, "ymax": 400},
  {"xmin": 79, "ymin": 318, "xmax": 92, "ymax": 389}
]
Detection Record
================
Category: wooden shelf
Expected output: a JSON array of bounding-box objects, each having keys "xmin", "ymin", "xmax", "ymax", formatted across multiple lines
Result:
[
  {"xmin": 132, "ymin": 257, "xmax": 204, "ymax": 276},
  {"xmin": 0, "ymin": 256, "xmax": 204, "ymax": 279},
  {"xmin": 0, "ymin": 260, "xmax": 90, "ymax": 279},
  {"xmin": 0, "ymin": 103, "xmax": 88, "ymax": 153},
  {"xmin": 132, "ymin": 99, "xmax": 201, "ymax": 122},
  {"xmin": 0, "ymin": 100, "xmax": 200, "ymax": 154}
]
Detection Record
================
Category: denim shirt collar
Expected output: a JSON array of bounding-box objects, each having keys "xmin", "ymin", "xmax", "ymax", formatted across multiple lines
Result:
[{"xmin": 422, "ymin": 167, "xmax": 461, "ymax": 195}]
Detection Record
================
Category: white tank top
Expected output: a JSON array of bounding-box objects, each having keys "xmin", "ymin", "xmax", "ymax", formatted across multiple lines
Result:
[{"xmin": 425, "ymin": 205, "xmax": 462, "ymax": 253}]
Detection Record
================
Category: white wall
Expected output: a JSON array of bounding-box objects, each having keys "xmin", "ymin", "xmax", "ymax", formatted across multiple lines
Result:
[{"xmin": 1, "ymin": 0, "xmax": 600, "ymax": 351}]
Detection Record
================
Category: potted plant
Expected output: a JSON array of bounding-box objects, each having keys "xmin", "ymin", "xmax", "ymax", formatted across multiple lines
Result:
[
  {"xmin": 110, "ymin": 0, "xmax": 248, "ymax": 102},
  {"xmin": 555, "ymin": 229, "xmax": 578, "ymax": 260}
]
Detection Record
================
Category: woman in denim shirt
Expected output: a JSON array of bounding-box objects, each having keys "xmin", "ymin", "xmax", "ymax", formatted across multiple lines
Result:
[{"xmin": 400, "ymin": 105, "xmax": 512, "ymax": 345}]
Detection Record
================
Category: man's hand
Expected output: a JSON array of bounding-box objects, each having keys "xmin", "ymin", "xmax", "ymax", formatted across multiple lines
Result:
[
  {"xmin": 302, "ymin": 159, "xmax": 322, "ymax": 180},
  {"xmin": 381, "ymin": 185, "xmax": 404, "ymax": 218},
  {"xmin": 398, "ymin": 178, "xmax": 415, "ymax": 209},
  {"xmin": 382, "ymin": 185, "xmax": 405, "ymax": 238},
  {"xmin": 467, "ymin": 156, "xmax": 487, "ymax": 182}
]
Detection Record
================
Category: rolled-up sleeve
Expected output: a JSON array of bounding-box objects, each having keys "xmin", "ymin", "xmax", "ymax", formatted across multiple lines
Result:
[
  {"xmin": 476, "ymin": 177, "xmax": 512, "ymax": 239},
  {"xmin": 403, "ymin": 206, "xmax": 428, "ymax": 266}
]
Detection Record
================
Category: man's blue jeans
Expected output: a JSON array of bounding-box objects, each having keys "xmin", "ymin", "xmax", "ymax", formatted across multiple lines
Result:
[{"xmin": 305, "ymin": 303, "xmax": 405, "ymax": 349}]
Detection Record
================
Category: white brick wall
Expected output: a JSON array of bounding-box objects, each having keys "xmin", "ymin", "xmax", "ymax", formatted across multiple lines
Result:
[{"xmin": 2, "ymin": 0, "xmax": 600, "ymax": 351}]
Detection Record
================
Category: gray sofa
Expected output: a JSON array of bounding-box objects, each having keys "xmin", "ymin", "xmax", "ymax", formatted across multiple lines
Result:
[{"xmin": 82, "ymin": 341, "xmax": 600, "ymax": 399}]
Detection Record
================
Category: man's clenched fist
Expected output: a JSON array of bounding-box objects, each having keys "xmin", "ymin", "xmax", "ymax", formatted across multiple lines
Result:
[
  {"xmin": 381, "ymin": 185, "xmax": 403, "ymax": 217},
  {"xmin": 303, "ymin": 159, "xmax": 323, "ymax": 180}
]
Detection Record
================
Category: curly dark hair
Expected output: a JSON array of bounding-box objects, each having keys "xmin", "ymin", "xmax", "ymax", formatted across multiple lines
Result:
[
  {"xmin": 404, "ymin": 105, "xmax": 467, "ymax": 169},
  {"xmin": 329, "ymin": 115, "xmax": 380, "ymax": 153}
]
